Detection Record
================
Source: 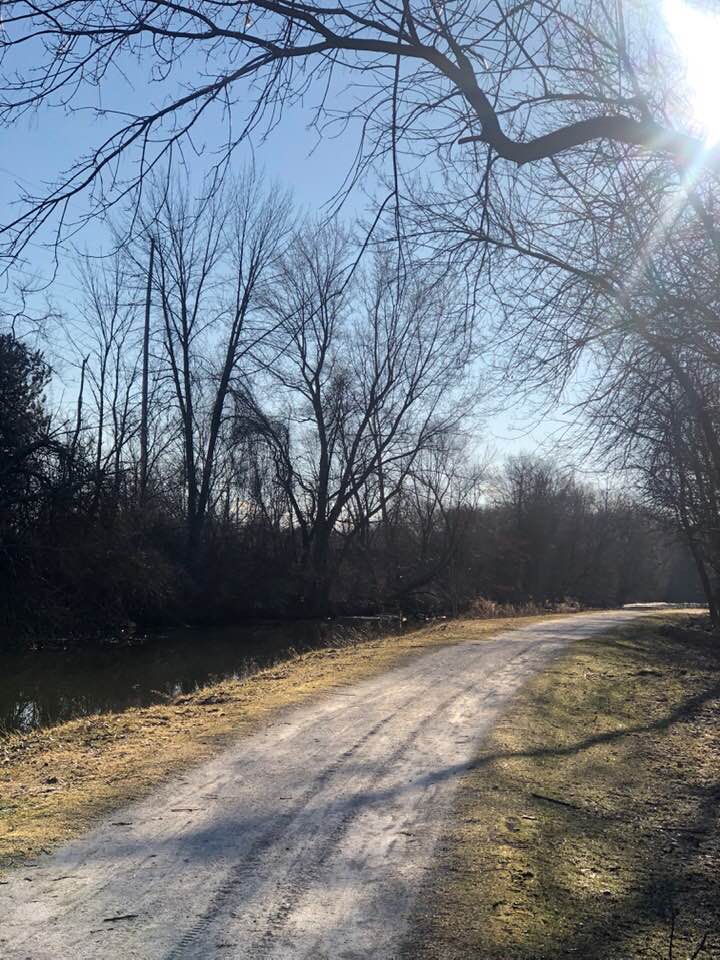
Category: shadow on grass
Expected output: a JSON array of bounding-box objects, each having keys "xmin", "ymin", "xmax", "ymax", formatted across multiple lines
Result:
[{"xmin": 405, "ymin": 622, "xmax": 720, "ymax": 960}]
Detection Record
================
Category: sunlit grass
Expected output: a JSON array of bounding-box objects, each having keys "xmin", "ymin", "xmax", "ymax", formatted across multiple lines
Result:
[{"xmin": 406, "ymin": 613, "xmax": 718, "ymax": 959}]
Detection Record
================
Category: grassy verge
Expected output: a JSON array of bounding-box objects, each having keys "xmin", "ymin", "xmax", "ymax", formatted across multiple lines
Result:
[
  {"xmin": 406, "ymin": 615, "xmax": 720, "ymax": 960},
  {"xmin": 0, "ymin": 612, "xmax": 564, "ymax": 873}
]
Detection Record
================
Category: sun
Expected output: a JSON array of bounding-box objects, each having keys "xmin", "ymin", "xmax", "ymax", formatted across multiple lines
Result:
[{"xmin": 663, "ymin": 0, "xmax": 720, "ymax": 144}]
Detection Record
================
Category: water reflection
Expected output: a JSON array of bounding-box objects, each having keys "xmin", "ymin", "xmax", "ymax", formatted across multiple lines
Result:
[{"xmin": 0, "ymin": 618, "xmax": 395, "ymax": 734}]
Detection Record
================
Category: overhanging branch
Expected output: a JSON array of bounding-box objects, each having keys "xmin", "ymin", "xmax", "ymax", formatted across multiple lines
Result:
[{"xmin": 458, "ymin": 114, "xmax": 712, "ymax": 167}]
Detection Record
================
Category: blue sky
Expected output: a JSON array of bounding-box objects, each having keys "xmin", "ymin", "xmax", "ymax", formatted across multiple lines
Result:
[{"xmin": 0, "ymin": 44, "xmax": 556, "ymax": 460}]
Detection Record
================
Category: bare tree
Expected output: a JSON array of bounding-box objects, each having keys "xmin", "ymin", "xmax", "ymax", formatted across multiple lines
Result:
[
  {"xmin": 146, "ymin": 172, "xmax": 292, "ymax": 560},
  {"xmin": 242, "ymin": 223, "xmax": 476, "ymax": 611},
  {"xmin": 384, "ymin": 23, "xmax": 720, "ymax": 617},
  {"xmin": 588, "ymin": 341, "xmax": 720, "ymax": 620},
  {"xmin": 71, "ymin": 252, "xmax": 141, "ymax": 509}
]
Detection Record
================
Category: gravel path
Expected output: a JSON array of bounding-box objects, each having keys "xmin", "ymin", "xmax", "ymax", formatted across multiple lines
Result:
[{"xmin": 0, "ymin": 610, "xmax": 645, "ymax": 959}]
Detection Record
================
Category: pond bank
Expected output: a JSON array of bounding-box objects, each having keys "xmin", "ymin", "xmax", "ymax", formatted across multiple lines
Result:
[{"xmin": 0, "ymin": 616, "xmax": 401, "ymax": 734}]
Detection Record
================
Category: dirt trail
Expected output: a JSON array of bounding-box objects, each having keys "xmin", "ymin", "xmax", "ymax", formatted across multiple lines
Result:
[{"xmin": 0, "ymin": 611, "xmax": 646, "ymax": 959}]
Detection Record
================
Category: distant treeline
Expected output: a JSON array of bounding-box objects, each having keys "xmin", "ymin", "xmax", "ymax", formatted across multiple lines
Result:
[
  {"xmin": 0, "ymin": 178, "xmax": 702, "ymax": 646},
  {"xmin": 4, "ymin": 3, "xmax": 720, "ymax": 641},
  {"xmin": 0, "ymin": 324, "xmax": 698, "ymax": 648}
]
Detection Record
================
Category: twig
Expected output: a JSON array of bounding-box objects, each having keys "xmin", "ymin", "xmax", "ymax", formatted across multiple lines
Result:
[
  {"xmin": 531, "ymin": 791, "xmax": 580, "ymax": 809},
  {"xmin": 690, "ymin": 932, "xmax": 709, "ymax": 960}
]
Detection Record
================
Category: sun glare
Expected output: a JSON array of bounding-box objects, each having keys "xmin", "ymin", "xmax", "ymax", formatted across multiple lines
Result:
[{"xmin": 663, "ymin": 0, "xmax": 720, "ymax": 144}]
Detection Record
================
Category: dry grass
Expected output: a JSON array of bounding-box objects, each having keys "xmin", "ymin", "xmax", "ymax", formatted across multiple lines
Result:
[
  {"xmin": 0, "ymin": 612, "xmax": 563, "ymax": 872},
  {"xmin": 406, "ymin": 614, "xmax": 720, "ymax": 960}
]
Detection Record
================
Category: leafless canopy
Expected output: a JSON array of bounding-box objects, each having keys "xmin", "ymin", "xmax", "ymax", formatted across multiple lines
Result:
[{"xmin": 0, "ymin": 0, "xmax": 713, "ymax": 261}]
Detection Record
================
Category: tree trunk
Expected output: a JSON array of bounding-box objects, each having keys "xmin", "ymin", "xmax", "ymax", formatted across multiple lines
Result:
[
  {"xmin": 305, "ymin": 524, "xmax": 332, "ymax": 616},
  {"xmin": 139, "ymin": 236, "xmax": 155, "ymax": 503},
  {"xmin": 686, "ymin": 536, "xmax": 719, "ymax": 627}
]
